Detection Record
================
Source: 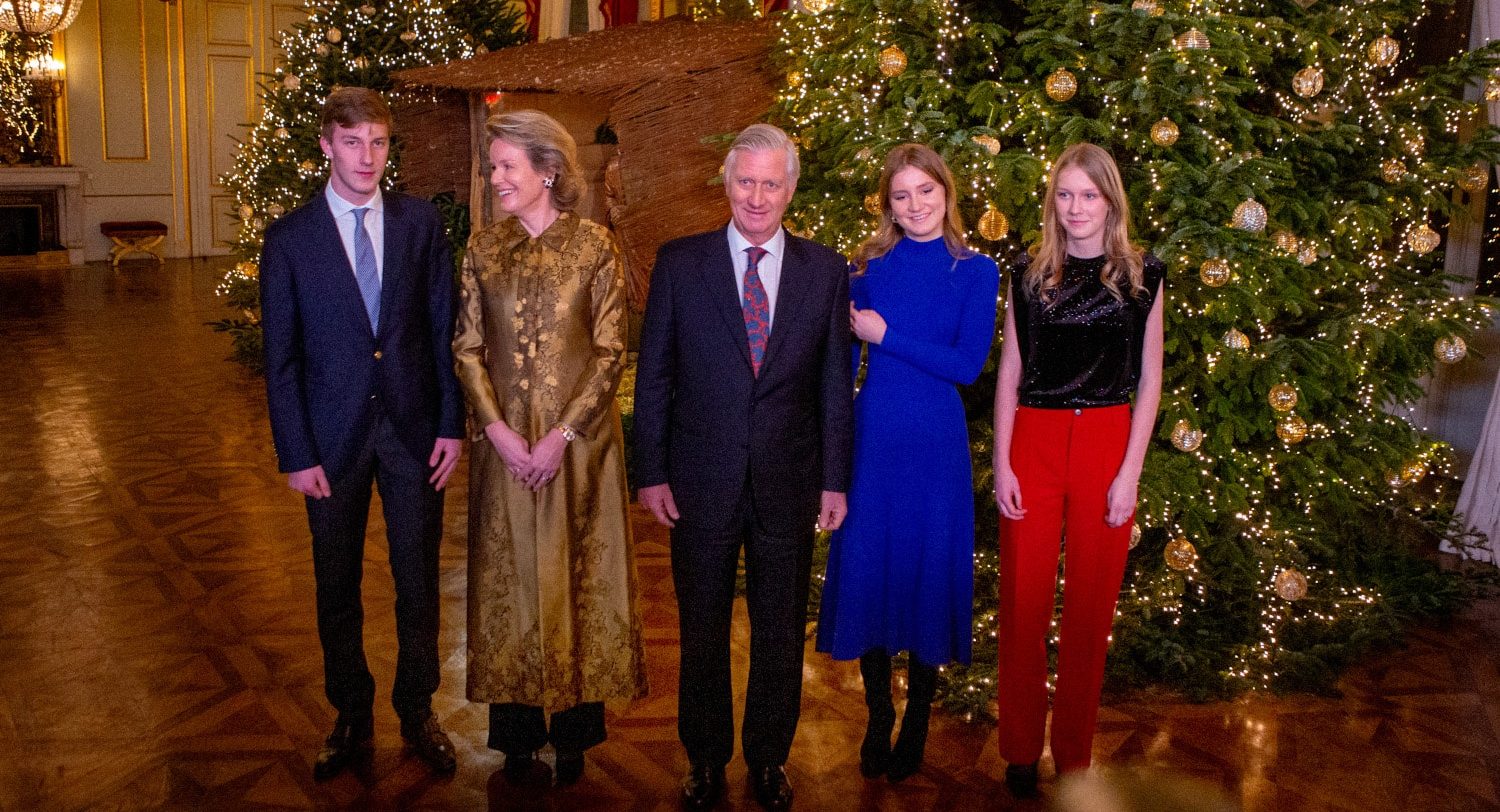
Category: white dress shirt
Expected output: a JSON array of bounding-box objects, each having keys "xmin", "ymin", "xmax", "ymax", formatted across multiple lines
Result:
[
  {"xmin": 324, "ymin": 185, "xmax": 385, "ymax": 282},
  {"xmin": 727, "ymin": 221, "xmax": 786, "ymax": 330}
]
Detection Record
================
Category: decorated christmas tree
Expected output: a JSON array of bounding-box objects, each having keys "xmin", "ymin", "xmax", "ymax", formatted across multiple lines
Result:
[
  {"xmin": 0, "ymin": 31, "xmax": 49, "ymax": 163},
  {"xmin": 772, "ymin": 0, "xmax": 1500, "ymax": 709},
  {"xmin": 212, "ymin": 0, "xmax": 524, "ymax": 369}
]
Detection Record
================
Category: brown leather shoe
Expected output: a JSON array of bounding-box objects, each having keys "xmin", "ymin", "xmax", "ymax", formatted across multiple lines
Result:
[
  {"xmin": 401, "ymin": 713, "xmax": 457, "ymax": 774},
  {"xmin": 749, "ymin": 764, "xmax": 793, "ymax": 811},
  {"xmin": 680, "ymin": 762, "xmax": 725, "ymax": 809},
  {"xmin": 312, "ymin": 715, "xmax": 373, "ymax": 780}
]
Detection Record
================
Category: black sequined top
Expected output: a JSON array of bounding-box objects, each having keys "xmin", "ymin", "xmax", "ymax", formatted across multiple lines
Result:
[{"xmin": 1010, "ymin": 252, "xmax": 1166, "ymax": 409}]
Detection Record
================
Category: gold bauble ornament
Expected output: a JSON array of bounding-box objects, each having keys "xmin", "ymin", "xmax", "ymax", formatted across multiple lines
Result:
[
  {"xmin": 1221, "ymin": 328, "xmax": 1250, "ymax": 351},
  {"xmin": 399, "ymin": 30, "xmax": 417, "ymax": 43},
  {"xmin": 1457, "ymin": 163, "xmax": 1488, "ymax": 193},
  {"xmin": 1274, "ymin": 568, "xmax": 1308, "ymax": 601},
  {"xmin": 802, "ymin": 0, "xmax": 834, "ymax": 12},
  {"xmin": 1045, "ymin": 67, "xmax": 1078, "ymax": 101},
  {"xmin": 1434, "ymin": 335, "xmax": 1467, "ymax": 364},
  {"xmin": 1267, "ymin": 382, "xmax": 1298, "ymax": 412},
  {"xmin": 358, "ymin": 3, "xmax": 375, "ymax": 15},
  {"xmin": 864, "ymin": 193, "xmax": 882, "ymax": 216},
  {"xmin": 1199, "ymin": 257, "xmax": 1231, "ymax": 287},
  {"xmin": 1232, "ymin": 198, "xmax": 1267, "ymax": 232},
  {"xmin": 1131, "ymin": 0, "xmax": 1161, "ymax": 14},
  {"xmin": 1401, "ymin": 128, "xmax": 1425, "ymax": 159},
  {"xmin": 877, "ymin": 44, "xmax": 907, "ymax": 77},
  {"xmin": 299, "ymin": 159, "xmax": 316, "ymax": 172},
  {"xmin": 1276, "ymin": 413, "xmax": 1308, "ymax": 444},
  {"xmin": 274, "ymin": 127, "xmax": 289, "ymax": 140},
  {"xmin": 1380, "ymin": 157, "xmax": 1405, "ymax": 183},
  {"xmin": 1400, "ymin": 458, "xmax": 1427, "ymax": 485},
  {"xmin": 1273, "ymin": 230, "xmax": 1299, "ymax": 253},
  {"xmin": 267, "ymin": 203, "xmax": 285, "ymax": 218},
  {"xmin": 977, "ymin": 208, "xmax": 1010, "ymax": 241},
  {"xmin": 351, "ymin": 56, "xmax": 369, "ymax": 70},
  {"xmin": 325, "ymin": 26, "xmax": 342, "ymax": 44},
  {"xmin": 1292, "ymin": 66, "xmax": 1324, "ymax": 98},
  {"xmin": 1164, "ymin": 536, "xmax": 1199, "ymax": 571},
  {"xmin": 855, "ymin": 147, "xmax": 874, "ymax": 163},
  {"xmin": 1170, "ymin": 419, "xmax": 1204, "ymax": 452},
  {"xmin": 787, "ymin": 70, "xmax": 804, "ymax": 88},
  {"xmin": 251, "ymin": 216, "xmax": 265, "ymax": 231},
  {"xmin": 1298, "ymin": 244, "xmax": 1318, "ymax": 265},
  {"xmin": 282, "ymin": 74, "xmax": 300, "ymax": 90},
  {"xmin": 1406, "ymin": 224, "xmax": 1440, "ymax": 254},
  {"xmin": 1150, "ymin": 118, "xmax": 1179, "ymax": 147},
  {"xmin": 1174, "ymin": 29, "xmax": 1211, "ymax": 50},
  {"xmin": 1367, "ymin": 35, "xmax": 1400, "ymax": 67},
  {"xmin": 971, "ymin": 134, "xmax": 1001, "ymax": 155},
  {"xmin": 1130, "ymin": 523, "xmax": 1142, "ymax": 550},
  {"xmin": 315, "ymin": 43, "xmax": 330, "ymax": 57},
  {"xmin": 1486, "ymin": 75, "xmax": 1500, "ymax": 102},
  {"xmin": 237, "ymin": 204, "xmax": 253, "ymax": 220}
]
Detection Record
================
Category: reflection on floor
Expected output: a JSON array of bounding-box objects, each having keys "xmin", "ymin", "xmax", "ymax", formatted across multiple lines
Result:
[{"xmin": 1, "ymin": 258, "xmax": 1497, "ymax": 811}]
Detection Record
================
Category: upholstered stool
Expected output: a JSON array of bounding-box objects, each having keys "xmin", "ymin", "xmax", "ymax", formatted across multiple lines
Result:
[{"xmin": 101, "ymin": 220, "xmax": 168, "ymax": 267}]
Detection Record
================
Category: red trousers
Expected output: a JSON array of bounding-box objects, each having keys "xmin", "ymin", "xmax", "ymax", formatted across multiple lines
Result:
[{"xmin": 997, "ymin": 404, "xmax": 1132, "ymax": 773}]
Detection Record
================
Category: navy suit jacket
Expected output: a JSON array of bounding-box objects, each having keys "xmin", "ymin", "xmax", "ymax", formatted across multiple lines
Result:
[
  {"xmin": 260, "ymin": 190, "xmax": 465, "ymax": 482},
  {"xmin": 633, "ymin": 227, "xmax": 853, "ymax": 537}
]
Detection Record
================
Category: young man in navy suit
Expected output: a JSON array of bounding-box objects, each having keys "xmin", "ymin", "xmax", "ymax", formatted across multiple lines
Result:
[
  {"xmin": 634, "ymin": 123, "xmax": 854, "ymax": 811},
  {"xmin": 259, "ymin": 87, "xmax": 465, "ymax": 780}
]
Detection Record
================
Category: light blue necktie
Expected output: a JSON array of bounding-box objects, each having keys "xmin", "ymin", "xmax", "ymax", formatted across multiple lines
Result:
[{"xmin": 352, "ymin": 207, "xmax": 380, "ymax": 333}]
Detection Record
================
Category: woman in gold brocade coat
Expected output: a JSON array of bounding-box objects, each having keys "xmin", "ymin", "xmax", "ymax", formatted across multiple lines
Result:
[{"xmin": 452, "ymin": 109, "xmax": 645, "ymax": 788}]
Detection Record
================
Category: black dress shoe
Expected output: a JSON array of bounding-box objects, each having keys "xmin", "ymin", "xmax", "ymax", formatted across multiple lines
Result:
[
  {"xmin": 400, "ymin": 713, "xmax": 457, "ymax": 775},
  {"xmin": 554, "ymin": 750, "xmax": 585, "ymax": 786},
  {"xmin": 313, "ymin": 715, "xmax": 373, "ymax": 780},
  {"xmin": 680, "ymin": 763, "xmax": 725, "ymax": 810},
  {"xmin": 1005, "ymin": 761, "xmax": 1039, "ymax": 798},
  {"xmin": 749, "ymin": 764, "xmax": 793, "ymax": 811}
]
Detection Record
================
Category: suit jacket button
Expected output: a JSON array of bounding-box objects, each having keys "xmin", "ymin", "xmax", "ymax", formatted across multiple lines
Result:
[{"xmin": 373, "ymin": 350, "xmax": 383, "ymax": 360}]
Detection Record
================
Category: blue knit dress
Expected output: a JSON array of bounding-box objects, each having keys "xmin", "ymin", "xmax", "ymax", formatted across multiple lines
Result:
[{"xmin": 816, "ymin": 235, "xmax": 999, "ymax": 667}]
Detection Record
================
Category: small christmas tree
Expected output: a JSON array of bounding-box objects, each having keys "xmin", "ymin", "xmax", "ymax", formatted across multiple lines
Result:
[
  {"xmin": 773, "ymin": 0, "xmax": 1500, "ymax": 709},
  {"xmin": 212, "ymin": 0, "xmax": 524, "ymax": 370}
]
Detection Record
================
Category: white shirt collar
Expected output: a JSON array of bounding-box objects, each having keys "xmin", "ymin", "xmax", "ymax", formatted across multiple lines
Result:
[
  {"xmin": 727, "ymin": 221, "xmax": 785, "ymax": 261},
  {"xmin": 325, "ymin": 184, "xmax": 383, "ymax": 219}
]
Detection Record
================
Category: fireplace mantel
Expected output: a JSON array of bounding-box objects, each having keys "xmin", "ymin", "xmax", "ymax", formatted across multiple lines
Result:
[{"xmin": 0, "ymin": 166, "xmax": 87, "ymax": 265}]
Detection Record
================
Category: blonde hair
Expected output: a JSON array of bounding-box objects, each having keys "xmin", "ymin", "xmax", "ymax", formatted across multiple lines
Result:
[
  {"xmin": 485, "ymin": 109, "xmax": 583, "ymax": 212},
  {"xmin": 1025, "ymin": 142, "xmax": 1145, "ymax": 303},
  {"xmin": 850, "ymin": 143, "xmax": 972, "ymax": 274}
]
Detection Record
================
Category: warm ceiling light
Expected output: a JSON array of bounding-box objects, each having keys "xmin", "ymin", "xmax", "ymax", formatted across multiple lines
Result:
[{"xmin": 0, "ymin": 0, "xmax": 84, "ymax": 35}]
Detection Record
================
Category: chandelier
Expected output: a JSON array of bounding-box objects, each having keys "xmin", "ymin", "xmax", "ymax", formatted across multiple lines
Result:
[{"xmin": 0, "ymin": 0, "xmax": 83, "ymax": 35}]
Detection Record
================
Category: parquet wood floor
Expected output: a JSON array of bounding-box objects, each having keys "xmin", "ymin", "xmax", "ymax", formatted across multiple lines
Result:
[{"xmin": 1, "ymin": 258, "xmax": 1497, "ymax": 811}]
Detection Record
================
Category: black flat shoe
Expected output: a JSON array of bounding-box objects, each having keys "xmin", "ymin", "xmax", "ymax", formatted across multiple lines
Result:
[
  {"xmin": 680, "ymin": 762, "xmax": 725, "ymax": 810},
  {"xmin": 1005, "ymin": 761, "xmax": 1039, "ymax": 798},
  {"xmin": 554, "ymin": 750, "xmax": 585, "ymax": 786},
  {"xmin": 749, "ymin": 764, "xmax": 793, "ymax": 811},
  {"xmin": 313, "ymin": 715, "xmax": 373, "ymax": 780},
  {"xmin": 400, "ymin": 713, "xmax": 457, "ymax": 775}
]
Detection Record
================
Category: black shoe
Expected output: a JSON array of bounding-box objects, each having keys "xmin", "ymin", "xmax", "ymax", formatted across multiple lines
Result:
[
  {"xmin": 680, "ymin": 763, "xmax": 725, "ymax": 810},
  {"xmin": 858, "ymin": 648, "xmax": 896, "ymax": 779},
  {"xmin": 1005, "ymin": 762, "xmax": 1039, "ymax": 798},
  {"xmin": 502, "ymin": 751, "xmax": 537, "ymax": 783},
  {"xmin": 400, "ymin": 712, "xmax": 457, "ymax": 775},
  {"xmin": 748, "ymin": 764, "xmax": 793, "ymax": 811},
  {"xmin": 555, "ymin": 750, "xmax": 585, "ymax": 786},
  {"xmin": 312, "ymin": 714, "xmax": 373, "ymax": 780}
]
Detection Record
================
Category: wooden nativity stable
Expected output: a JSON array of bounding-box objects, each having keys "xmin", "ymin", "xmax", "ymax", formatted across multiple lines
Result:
[{"xmin": 394, "ymin": 17, "xmax": 779, "ymax": 312}]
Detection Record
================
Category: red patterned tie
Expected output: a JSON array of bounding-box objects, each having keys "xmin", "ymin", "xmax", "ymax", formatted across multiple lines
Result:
[{"xmin": 742, "ymin": 246, "xmax": 770, "ymax": 377}]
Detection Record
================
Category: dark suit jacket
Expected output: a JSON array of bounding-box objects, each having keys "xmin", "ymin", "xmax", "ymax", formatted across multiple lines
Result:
[
  {"xmin": 260, "ymin": 190, "xmax": 465, "ymax": 483},
  {"xmin": 633, "ymin": 227, "xmax": 853, "ymax": 537}
]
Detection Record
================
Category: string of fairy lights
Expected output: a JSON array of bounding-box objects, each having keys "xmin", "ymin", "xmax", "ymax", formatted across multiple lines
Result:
[{"xmin": 771, "ymin": 0, "xmax": 1499, "ymax": 704}]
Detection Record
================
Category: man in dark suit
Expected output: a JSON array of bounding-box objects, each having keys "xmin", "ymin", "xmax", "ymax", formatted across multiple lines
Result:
[
  {"xmin": 634, "ymin": 123, "xmax": 853, "ymax": 811},
  {"xmin": 259, "ymin": 87, "xmax": 465, "ymax": 780}
]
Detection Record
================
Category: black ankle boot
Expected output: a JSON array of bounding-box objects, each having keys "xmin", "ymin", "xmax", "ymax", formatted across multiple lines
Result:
[
  {"xmin": 859, "ymin": 649, "xmax": 895, "ymax": 778},
  {"xmin": 886, "ymin": 660, "xmax": 937, "ymax": 783}
]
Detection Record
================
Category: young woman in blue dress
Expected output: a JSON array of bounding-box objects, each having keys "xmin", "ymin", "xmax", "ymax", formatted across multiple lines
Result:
[
  {"xmin": 992, "ymin": 142, "xmax": 1165, "ymax": 797},
  {"xmin": 816, "ymin": 143, "xmax": 999, "ymax": 782}
]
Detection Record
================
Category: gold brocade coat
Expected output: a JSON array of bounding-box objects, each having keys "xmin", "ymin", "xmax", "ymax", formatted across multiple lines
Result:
[{"xmin": 453, "ymin": 212, "xmax": 646, "ymax": 709}]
